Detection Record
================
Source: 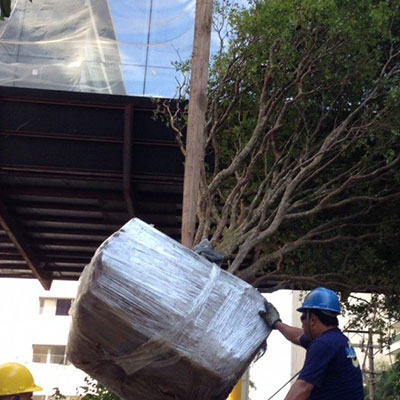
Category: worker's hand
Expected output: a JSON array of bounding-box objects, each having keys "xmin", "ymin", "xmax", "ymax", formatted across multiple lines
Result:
[{"xmin": 259, "ymin": 300, "xmax": 281, "ymax": 329}]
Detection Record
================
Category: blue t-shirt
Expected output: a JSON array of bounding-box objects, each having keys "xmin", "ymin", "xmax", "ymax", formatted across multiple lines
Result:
[{"xmin": 299, "ymin": 328, "xmax": 364, "ymax": 400}]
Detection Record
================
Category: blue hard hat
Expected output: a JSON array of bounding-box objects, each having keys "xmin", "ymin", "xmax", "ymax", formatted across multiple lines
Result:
[{"xmin": 297, "ymin": 287, "xmax": 341, "ymax": 315}]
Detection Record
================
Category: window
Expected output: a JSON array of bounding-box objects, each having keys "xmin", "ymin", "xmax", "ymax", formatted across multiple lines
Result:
[
  {"xmin": 39, "ymin": 298, "xmax": 73, "ymax": 316},
  {"xmin": 32, "ymin": 345, "xmax": 48, "ymax": 363},
  {"xmin": 56, "ymin": 299, "xmax": 72, "ymax": 316},
  {"xmin": 32, "ymin": 344, "xmax": 68, "ymax": 365}
]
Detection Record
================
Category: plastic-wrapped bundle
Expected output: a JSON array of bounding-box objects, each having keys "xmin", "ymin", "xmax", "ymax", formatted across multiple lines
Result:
[{"xmin": 67, "ymin": 218, "xmax": 270, "ymax": 400}]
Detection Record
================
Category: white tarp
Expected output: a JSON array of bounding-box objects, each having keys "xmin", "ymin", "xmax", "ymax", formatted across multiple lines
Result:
[{"xmin": 0, "ymin": 0, "xmax": 195, "ymax": 97}]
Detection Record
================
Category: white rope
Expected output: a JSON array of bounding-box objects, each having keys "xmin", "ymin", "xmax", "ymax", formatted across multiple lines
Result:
[{"xmin": 266, "ymin": 370, "xmax": 301, "ymax": 400}]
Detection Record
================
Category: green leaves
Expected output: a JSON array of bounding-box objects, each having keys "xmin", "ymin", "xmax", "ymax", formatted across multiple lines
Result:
[
  {"xmin": 79, "ymin": 376, "xmax": 121, "ymax": 400},
  {"xmin": 0, "ymin": 0, "xmax": 34, "ymax": 21},
  {"xmin": 374, "ymin": 354, "xmax": 400, "ymax": 399}
]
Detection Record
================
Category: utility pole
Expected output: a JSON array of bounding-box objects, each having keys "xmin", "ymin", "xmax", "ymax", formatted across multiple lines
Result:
[
  {"xmin": 181, "ymin": 0, "xmax": 214, "ymax": 247},
  {"xmin": 345, "ymin": 329, "xmax": 379, "ymax": 400},
  {"xmin": 368, "ymin": 328, "xmax": 376, "ymax": 400}
]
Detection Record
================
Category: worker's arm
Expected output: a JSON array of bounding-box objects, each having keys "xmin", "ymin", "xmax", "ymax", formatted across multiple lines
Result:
[
  {"xmin": 284, "ymin": 379, "xmax": 314, "ymax": 400},
  {"xmin": 258, "ymin": 301, "xmax": 303, "ymax": 346},
  {"xmin": 274, "ymin": 321, "xmax": 303, "ymax": 346}
]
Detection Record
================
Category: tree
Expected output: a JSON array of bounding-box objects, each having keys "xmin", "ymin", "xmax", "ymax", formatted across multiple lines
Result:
[
  {"xmin": 78, "ymin": 376, "xmax": 121, "ymax": 400},
  {"xmin": 158, "ymin": 0, "xmax": 400, "ymax": 306},
  {"xmin": 0, "ymin": 0, "xmax": 33, "ymax": 21},
  {"xmin": 373, "ymin": 355, "xmax": 400, "ymax": 399},
  {"xmin": 0, "ymin": 0, "xmax": 11, "ymax": 20}
]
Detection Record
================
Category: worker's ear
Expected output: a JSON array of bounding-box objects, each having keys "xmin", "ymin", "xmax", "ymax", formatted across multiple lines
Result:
[{"xmin": 309, "ymin": 313, "xmax": 318, "ymax": 325}]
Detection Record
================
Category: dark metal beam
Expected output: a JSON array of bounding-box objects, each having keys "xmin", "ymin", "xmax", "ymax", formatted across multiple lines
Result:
[
  {"xmin": 0, "ymin": 129, "xmax": 124, "ymax": 144},
  {"xmin": 41, "ymin": 250, "xmax": 93, "ymax": 258},
  {"xmin": 0, "ymin": 263, "xmax": 29, "ymax": 269},
  {"xmin": 0, "ymin": 273, "xmax": 37, "ymax": 279},
  {"xmin": 28, "ymin": 227, "xmax": 111, "ymax": 238},
  {"xmin": 0, "ymin": 198, "xmax": 51, "ymax": 289},
  {"xmin": 21, "ymin": 216, "xmax": 124, "ymax": 229},
  {"xmin": 34, "ymin": 238, "xmax": 101, "ymax": 247},
  {"xmin": 12, "ymin": 200, "xmax": 126, "ymax": 214},
  {"xmin": 123, "ymin": 104, "xmax": 136, "ymax": 218},
  {"xmin": 2, "ymin": 186, "xmax": 124, "ymax": 200},
  {"xmin": 45, "ymin": 265, "xmax": 87, "ymax": 273},
  {"xmin": 0, "ymin": 255, "xmax": 25, "ymax": 260},
  {"xmin": 41, "ymin": 255, "xmax": 89, "ymax": 263}
]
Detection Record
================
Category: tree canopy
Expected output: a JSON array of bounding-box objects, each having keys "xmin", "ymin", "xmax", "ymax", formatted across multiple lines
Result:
[
  {"xmin": 374, "ymin": 354, "xmax": 400, "ymax": 399},
  {"xmin": 158, "ymin": 0, "xmax": 400, "ymax": 308}
]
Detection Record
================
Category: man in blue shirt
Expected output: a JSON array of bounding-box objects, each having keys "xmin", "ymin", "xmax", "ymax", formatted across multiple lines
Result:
[{"xmin": 259, "ymin": 287, "xmax": 364, "ymax": 400}]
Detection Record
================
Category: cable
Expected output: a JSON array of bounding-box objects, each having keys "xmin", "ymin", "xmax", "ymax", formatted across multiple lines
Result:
[{"xmin": 266, "ymin": 370, "xmax": 301, "ymax": 400}]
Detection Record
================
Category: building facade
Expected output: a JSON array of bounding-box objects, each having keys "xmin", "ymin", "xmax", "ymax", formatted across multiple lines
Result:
[{"xmin": 0, "ymin": 278, "xmax": 86, "ymax": 400}]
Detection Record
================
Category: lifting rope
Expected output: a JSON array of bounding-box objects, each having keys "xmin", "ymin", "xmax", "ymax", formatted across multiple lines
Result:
[{"xmin": 266, "ymin": 370, "xmax": 301, "ymax": 400}]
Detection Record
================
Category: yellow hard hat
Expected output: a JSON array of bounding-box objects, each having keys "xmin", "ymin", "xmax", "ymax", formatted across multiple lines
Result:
[{"xmin": 0, "ymin": 362, "xmax": 42, "ymax": 395}]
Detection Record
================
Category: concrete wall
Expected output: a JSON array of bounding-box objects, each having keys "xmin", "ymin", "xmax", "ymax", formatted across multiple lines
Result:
[{"xmin": 0, "ymin": 278, "xmax": 86, "ymax": 399}]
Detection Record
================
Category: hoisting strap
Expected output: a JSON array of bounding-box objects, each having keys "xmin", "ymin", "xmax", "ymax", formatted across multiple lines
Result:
[{"xmin": 266, "ymin": 370, "xmax": 301, "ymax": 400}]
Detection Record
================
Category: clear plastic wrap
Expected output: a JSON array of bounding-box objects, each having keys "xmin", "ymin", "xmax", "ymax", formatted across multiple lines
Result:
[
  {"xmin": 0, "ymin": 0, "xmax": 195, "ymax": 97},
  {"xmin": 67, "ymin": 218, "xmax": 270, "ymax": 400}
]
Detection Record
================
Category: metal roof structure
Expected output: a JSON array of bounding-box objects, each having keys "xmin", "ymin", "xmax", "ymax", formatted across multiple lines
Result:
[
  {"xmin": 0, "ymin": 0, "xmax": 196, "ymax": 289},
  {"xmin": 0, "ymin": 86, "xmax": 184, "ymax": 289}
]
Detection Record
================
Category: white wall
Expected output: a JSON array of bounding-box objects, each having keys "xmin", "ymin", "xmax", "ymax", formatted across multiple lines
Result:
[
  {"xmin": 0, "ymin": 278, "xmax": 86, "ymax": 398},
  {"xmin": 249, "ymin": 290, "xmax": 293, "ymax": 400}
]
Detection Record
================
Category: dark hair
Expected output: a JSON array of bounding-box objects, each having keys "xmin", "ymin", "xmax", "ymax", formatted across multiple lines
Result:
[{"xmin": 311, "ymin": 309, "xmax": 339, "ymax": 327}]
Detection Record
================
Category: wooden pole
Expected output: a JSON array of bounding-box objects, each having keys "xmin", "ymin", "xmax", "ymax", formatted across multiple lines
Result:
[
  {"xmin": 368, "ymin": 328, "xmax": 376, "ymax": 400},
  {"xmin": 181, "ymin": 0, "xmax": 214, "ymax": 247}
]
